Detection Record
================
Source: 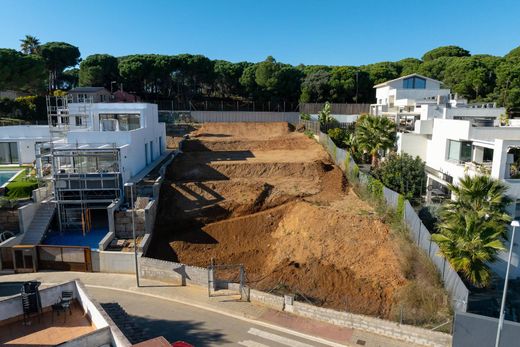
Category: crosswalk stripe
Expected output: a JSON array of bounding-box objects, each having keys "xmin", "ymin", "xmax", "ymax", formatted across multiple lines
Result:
[
  {"xmin": 238, "ymin": 340, "xmax": 271, "ymax": 347},
  {"xmin": 248, "ymin": 327, "xmax": 315, "ymax": 347}
]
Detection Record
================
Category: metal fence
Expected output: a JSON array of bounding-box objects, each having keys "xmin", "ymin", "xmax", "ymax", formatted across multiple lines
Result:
[
  {"xmin": 299, "ymin": 103, "xmax": 370, "ymax": 115},
  {"xmin": 318, "ymin": 131, "xmax": 470, "ymax": 312},
  {"xmin": 189, "ymin": 111, "xmax": 301, "ymax": 124}
]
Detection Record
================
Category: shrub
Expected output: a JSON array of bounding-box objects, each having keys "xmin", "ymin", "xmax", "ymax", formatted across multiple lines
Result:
[
  {"xmin": 373, "ymin": 153, "xmax": 426, "ymax": 200},
  {"xmin": 300, "ymin": 113, "xmax": 311, "ymax": 121},
  {"xmin": 327, "ymin": 128, "xmax": 346, "ymax": 147}
]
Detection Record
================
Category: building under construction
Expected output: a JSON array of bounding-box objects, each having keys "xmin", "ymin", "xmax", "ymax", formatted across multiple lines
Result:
[{"xmin": 39, "ymin": 93, "xmax": 166, "ymax": 233}]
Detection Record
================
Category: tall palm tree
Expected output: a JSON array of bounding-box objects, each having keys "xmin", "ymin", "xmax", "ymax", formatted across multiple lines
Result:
[
  {"xmin": 355, "ymin": 115, "xmax": 396, "ymax": 166},
  {"xmin": 432, "ymin": 212, "xmax": 505, "ymax": 287},
  {"xmin": 433, "ymin": 175, "xmax": 511, "ymax": 287},
  {"xmin": 20, "ymin": 35, "xmax": 40, "ymax": 55}
]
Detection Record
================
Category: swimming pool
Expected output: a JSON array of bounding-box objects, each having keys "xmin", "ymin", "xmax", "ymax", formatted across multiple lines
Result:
[
  {"xmin": 0, "ymin": 171, "xmax": 20, "ymax": 187},
  {"xmin": 42, "ymin": 228, "xmax": 109, "ymax": 250}
]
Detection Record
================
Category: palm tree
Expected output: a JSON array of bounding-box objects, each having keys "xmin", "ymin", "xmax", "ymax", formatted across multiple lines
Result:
[
  {"xmin": 355, "ymin": 115, "xmax": 396, "ymax": 167},
  {"xmin": 442, "ymin": 175, "xmax": 512, "ymax": 236},
  {"xmin": 20, "ymin": 35, "xmax": 40, "ymax": 55},
  {"xmin": 432, "ymin": 212, "xmax": 505, "ymax": 287},
  {"xmin": 433, "ymin": 175, "xmax": 511, "ymax": 287}
]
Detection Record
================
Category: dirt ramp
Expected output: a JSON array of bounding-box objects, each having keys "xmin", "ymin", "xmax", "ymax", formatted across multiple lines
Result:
[
  {"xmin": 193, "ymin": 122, "xmax": 292, "ymax": 139},
  {"xmin": 183, "ymin": 134, "xmax": 315, "ymax": 152}
]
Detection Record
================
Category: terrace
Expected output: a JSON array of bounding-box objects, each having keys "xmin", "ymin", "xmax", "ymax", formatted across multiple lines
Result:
[{"xmin": 0, "ymin": 279, "xmax": 130, "ymax": 346}]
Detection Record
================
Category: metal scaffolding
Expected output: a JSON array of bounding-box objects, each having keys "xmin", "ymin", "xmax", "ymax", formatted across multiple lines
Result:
[{"xmin": 43, "ymin": 96, "xmax": 123, "ymax": 232}]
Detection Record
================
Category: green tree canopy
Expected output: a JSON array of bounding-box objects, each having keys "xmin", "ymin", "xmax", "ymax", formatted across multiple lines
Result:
[
  {"xmin": 373, "ymin": 153, "xmax": 426, "ymax": 199},
  {"xmin": 443, "ymin": 55, "xmax": 501, "ymax": 99},
  {"xmin": 39, "ymin": 41, "xmax": 81, "ymax": 90},
  {"xmin": 79, "ymin": 54, "xmax": 119, "ymax": 89},
  {"xmin": 0, "ymin": 48, "xmax": 46, "ymax": 92},
  {"xmin": 422, "ymin": 45, "xmax": 470, "ymax": 61}
]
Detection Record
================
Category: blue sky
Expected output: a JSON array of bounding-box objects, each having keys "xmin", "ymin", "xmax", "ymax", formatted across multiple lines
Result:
[{"xmin": 1, "ymin": 0, "xmax": 519, "ymax": 66}]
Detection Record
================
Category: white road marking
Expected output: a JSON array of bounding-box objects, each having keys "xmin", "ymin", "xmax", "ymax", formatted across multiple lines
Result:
[
  {"xmin": 238, "ymin": 340, "xmax": 271, "ymax": 347},
  {"xmin": 248, "ymin": 327, "xmax": 315, "ymax": 347}
]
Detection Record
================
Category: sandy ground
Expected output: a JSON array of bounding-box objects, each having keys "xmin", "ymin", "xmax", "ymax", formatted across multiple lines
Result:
[{"xmin": 147, "ymin": 122, "xmax": 410, "ymax": 317}]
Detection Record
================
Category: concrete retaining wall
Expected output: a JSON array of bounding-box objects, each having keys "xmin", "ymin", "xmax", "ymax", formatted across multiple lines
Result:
[
  {"xmin": 17, "ymin": 202, "xmax": 39, "ymax": 233},
  {"xmin": 92, "ymin": 250, "xmax": 136, "ymax": 274},
  {"xmin": 139, "ymin": 256, "xmax": 209, "ymax": 285}
]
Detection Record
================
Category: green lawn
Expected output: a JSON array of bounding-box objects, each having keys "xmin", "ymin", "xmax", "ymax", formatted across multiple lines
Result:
[{"xmin": 3, "ymin": 168, "xmax": 38, "ymax": 199}]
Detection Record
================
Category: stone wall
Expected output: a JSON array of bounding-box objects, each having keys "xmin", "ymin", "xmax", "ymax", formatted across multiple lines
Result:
[
  {"xmin": 114, "ymin": 209, "xmax": 145, "ymax": 238},
  {"xmin": 139, "ymin": 256, "xmax": 209, "ymax": 286},
  {"xmin": 0, "ymin": 209, "xmax": 19, "ymax": 232}
]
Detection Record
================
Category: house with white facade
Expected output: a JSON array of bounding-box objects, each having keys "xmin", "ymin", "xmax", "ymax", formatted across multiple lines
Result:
[
  {"xmin": 372, "ymin": 74, "xmax": 520, "ymax": 278},
  {"xmin": 0, "ymin": 93, "xmax": 166, "ymax": 240}
]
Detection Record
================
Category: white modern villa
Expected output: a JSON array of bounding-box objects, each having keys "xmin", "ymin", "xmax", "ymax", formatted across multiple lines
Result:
[
  {"xmin": 0, "ymin": 90, "xmax": 166, "ymax": 239},
  {"xmin": 372, "ymin": 74, "xmax": 520, "ymax": 278}
]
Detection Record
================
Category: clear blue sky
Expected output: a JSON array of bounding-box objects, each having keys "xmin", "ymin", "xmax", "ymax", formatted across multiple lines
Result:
[{"xmin": 1, "ymin": 0, "xmax": 519, "ymax": 66}]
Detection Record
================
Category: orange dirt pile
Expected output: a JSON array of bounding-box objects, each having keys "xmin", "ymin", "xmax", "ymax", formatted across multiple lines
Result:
[{"xmin": 148, "ymin": 122, "xmax": 410, "ymax": 317}]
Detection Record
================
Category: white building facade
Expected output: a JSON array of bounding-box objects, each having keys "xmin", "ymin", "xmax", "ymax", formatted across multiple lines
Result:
[{"xmin": 374, "ymin": 74, "xmax": 520, "ymax": 278}]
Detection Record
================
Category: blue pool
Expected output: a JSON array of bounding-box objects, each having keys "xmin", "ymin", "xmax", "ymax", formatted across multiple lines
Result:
[
  {"xmin": 0, "ymin": 171, "xmax": 20, "ymax": 187},
  {"xmin": 42, "ymin": 228, "xmax": 108, "ymax": 250}
]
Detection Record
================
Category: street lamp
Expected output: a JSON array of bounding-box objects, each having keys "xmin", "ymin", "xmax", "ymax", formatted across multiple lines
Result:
[
  {"xmin": 124, "ymin": 182, "xmax": 140, "ymax": 287},
  {"xmin": 495, "ymin": 219, "xmax": 519, "ymax": 347}
]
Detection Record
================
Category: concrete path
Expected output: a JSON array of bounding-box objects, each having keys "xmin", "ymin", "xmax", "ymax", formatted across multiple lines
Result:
[{"xmin": 0, "ymin": 272, "xmax": 416, "ymax": 347}]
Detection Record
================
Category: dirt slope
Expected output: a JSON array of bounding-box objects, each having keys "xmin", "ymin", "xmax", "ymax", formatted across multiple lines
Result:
[{"xmin": 147, "ymin": 122, "xmax": 411, "ymax": 317}]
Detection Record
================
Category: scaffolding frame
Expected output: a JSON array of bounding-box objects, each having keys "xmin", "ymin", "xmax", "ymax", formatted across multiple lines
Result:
[{"xmin": 44, "ymin": 95, "xmax": 123, "ymax": 232}]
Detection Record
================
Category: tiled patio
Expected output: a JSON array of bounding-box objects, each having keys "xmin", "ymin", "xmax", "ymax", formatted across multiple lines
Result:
[{"xmin": 0, "ymin": 301, "xmax": 95, "ymax": 346}]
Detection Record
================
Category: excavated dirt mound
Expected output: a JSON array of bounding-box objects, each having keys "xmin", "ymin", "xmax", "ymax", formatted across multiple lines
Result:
[{"xmin": 148, "ymin": 122, "xmax": 411, "ymax": 317}]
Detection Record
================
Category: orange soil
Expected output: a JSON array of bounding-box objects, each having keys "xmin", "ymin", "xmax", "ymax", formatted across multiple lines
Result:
[{"xmin": 148, "ymin": 122, "xmax": 409, "ymax": 317}]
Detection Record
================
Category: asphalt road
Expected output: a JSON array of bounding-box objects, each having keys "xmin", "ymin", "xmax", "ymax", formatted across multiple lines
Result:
[{"xmin": 87, "ymin": 286, "xmax": 338, "ymax": 347}]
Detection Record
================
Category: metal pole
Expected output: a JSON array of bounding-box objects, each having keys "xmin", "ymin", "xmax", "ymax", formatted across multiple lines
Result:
[
  {"xmin": 495, "ymin": 223, "xmax": 517, "ymax": 347},
  {"xmin": 128, "ymin": 183, "xmax": 140, "ymax": 287}
]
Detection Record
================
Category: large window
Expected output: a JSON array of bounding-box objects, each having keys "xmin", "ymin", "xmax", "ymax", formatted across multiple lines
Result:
[
  {"xmin": 403, "ymin": 76, "xmax": 426, "ymax": 89},
  {"xmin": 99, "ymin": 113, "xmax": 141, "ymax": 131},
  {"xmin": 0, "ymin": 142, "xmax": 18, "ymax": 164},
  {"xmin": 447, "ymin": 140, "xmax": 472, "ymax": 163}
]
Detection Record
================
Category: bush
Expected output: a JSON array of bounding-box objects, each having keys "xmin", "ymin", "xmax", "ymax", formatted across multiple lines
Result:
[
  {"xmin": 300, "ymin": 113, "xmax": 311, "ymax": 120},
  {"xmin": 373, "ymin": 153, "xmax": 426, "ymax": 200},
  {"xmin": 327, "ymin": 128, "xmax": 346, "ymax": 147}
]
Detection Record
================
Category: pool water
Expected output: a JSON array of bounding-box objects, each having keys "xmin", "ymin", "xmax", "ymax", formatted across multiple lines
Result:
[
  {"xmin": 42, "ymin": 228, "xmax": 108, "ymax": 250},
  {"xmin": 0, "ymin": 171, "xmax": 19, "ymax": 187}
]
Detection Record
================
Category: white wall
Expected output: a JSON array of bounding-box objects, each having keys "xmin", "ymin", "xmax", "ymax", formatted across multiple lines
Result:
[
  {"xmin": 397, "ymin": 133, "xmax": 428, "ymax": 160},
  {"xmin": 0, "ymin": 125, "xmax": 50, "ymax": 164}
]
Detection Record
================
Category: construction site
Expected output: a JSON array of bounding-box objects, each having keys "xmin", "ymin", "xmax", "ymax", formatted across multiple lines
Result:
[{"xmin": 147, "ymin": 122, "xmax": 450, "ymax": 322}]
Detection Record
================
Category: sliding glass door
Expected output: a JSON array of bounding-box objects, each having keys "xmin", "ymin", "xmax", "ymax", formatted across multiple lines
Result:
[{"xmin": 0, "ymin": 142, "xmax": 19, "ymax": 164}]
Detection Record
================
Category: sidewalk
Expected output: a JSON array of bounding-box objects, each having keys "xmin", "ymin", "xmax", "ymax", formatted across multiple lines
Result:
[{"xmin": 0, "ymin": 271, "xmax": 417, "ymax": 347}]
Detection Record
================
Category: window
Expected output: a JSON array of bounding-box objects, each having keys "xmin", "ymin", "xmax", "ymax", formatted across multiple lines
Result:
[
  {"xmin": 403, "ymin": 76, "xmax": 426, "ymax": 89},
  {"xmin": 99, "ymin": 113, "xmax": 140, "ymax": 131},
  {"xmin": 145, "ymin": 143, "xmax": 149, "ymax": 165},
  {"xmin": 483, "ymin": 148, "xmax": 494, "ymax": 162},
  {"xmin": 0, "ymin": 142, "xmax": 18, "ymax": 164},
  {"xmin": 447, "ymin": 140, "xmax": 472, "ymax": 163}
]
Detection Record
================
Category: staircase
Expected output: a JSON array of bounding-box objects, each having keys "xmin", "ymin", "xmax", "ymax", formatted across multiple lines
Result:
[
  {"xmin": 21, "ymin": 202, "xmax": 56, "ymax": 245},
  {"xmin": 101, "ymin": 303, "xmax": 149, "ymax": 344}
]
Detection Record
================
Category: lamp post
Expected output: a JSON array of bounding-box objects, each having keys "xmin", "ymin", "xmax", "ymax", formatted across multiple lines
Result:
[
  {"xmin": 124, "ymin": 182, "xmax": 140, "ymax": 287},
  {"xmin": 495, "ymin": 219, "xmax": 519, "ymax": 347}
]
